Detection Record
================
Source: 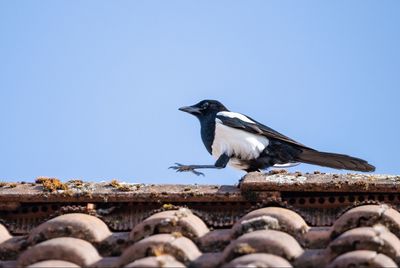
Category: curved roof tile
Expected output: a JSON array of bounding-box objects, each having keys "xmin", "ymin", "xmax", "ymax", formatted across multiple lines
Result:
[
  {"xmin": 221, "ymin": 229, "xmax": 303, "ymax": 263},
  {"xmin": 0, "ymin": 224, "xmax": 11, "ymax": 244},
  {"xmin": 124, "ymin": 255, "xmax": 185, "ymax": 268},
  {"xmin": 327, "ymin": 250, "xmax": 398, "ymax": 268},
  {"xmin": 27, "ymin": 260, "xmax": 80, "ymax": 268},
  {"xmin": 28, "ymin": 213, "xmax": 112, "ymax": 245},
  {"xmin": 328, "ymin": 225, "xmax": 400, "ymax": 262},
  {"xmin": 130, "ymin": 208, "xmax": 209, "ymax": 242},
  {"xmin": 17, "ymin": 237, "xmax": 101, "ymax": 267},
  {"xmin": 222, "ymin": 253, "xmax": 293, "ymax": 268},
  {"xmin": 331, "ymin": 205, "xmax": 400, "ymax": 238},
  {"xmin": 232, "ymin": 207, "xmax": 309, "ymax": 242},
  {"xmin": 119, "ymin": 234, "xmax": 201, "ymax": 266}
]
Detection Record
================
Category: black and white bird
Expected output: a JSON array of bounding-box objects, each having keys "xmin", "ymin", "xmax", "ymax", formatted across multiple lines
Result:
[{"xmin": 170, "ymin": 99, "xmax": 375, "ymax": 176}]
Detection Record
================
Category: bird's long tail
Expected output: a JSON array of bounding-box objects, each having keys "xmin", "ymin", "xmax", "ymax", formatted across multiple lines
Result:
[{"xmin": 295, "ymin": 149, "xmax": 375, "ymax": 172}]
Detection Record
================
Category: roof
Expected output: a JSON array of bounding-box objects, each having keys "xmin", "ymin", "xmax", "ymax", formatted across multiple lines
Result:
[{"xmin": 1, "ymin": 171, "xmax": 400, "ymax": 267}]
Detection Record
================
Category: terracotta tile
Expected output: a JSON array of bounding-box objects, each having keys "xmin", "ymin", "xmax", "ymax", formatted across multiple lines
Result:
[
  {"xmin": 28, "ymin": 213, "xmax": 112, "ymax": 245},
  {"xmin": 222, "ymin": 253, "xmax": 292, "ymax": 268},
  {"xmin": 380, "ymin": 206, "xmax": 400, "ymax": 237},
  {"xmin": 130, "ymin": 208, "xmax": 209, "ymax": 242},
  {"xmin": 124, "ymin": 255, "xmax": 185, "ymax": 267},
  {"xmin": 99, "ymin": 232, "xmax": 130, "ymax": 257},
  {"xmin": 198, "ymin": 229, "xmax": 232, "ymax": 252},
  {"xmin": 119, "ymin": 234, "xmax": 201, "ymax": 266},
  {"xmin": 17, "ymin": 237, "xmax": 101, "ymax": 267},
  {"xmin": 303, "ymin": 227, "xmax": 331, "ymax": 248},
  {"xmin": 190, "ymin": 253, "xmax": 222, "ymax": 268},
  {"xmin": 232, "ymin": 207, "xmax": 309, "ymax": 242},
  {"xmin": 221, "ymin": 229, "xmax": 303, "ymax": 264},
  {"xmin": 0, "ymin": 224, "xmax": 11, "ymax": 244},
  {"xmin": 91, "ymin": 257, "xmax": 119, "ymax": 268},
  {"xmin": 293, "ymin": 249, "xmax": 328, "ymax": 268},
  {"xmin": 27, "ymin": 260, "xmax": 80, "ymax": 267},
  {"xmin": 328, "ymin": 225, "xmax": 400, "ymax": 262},
  {"xmin": 326, "ymin": 250, "xmax": 398, "ymax": 268},
  {"xmin": 330, "ymin": 204, "xmax": 400, "ymax": 239},
  {"xmin": 171, "ymin": 235, "xmax": 203, "ymax": 262},
  {"xmin": 0, "ymin": 260, "xmax": 18, "ymax": 268},
  {"xmin": 0, "ymin": 236, "xmax": 27, "ymax": 261}
]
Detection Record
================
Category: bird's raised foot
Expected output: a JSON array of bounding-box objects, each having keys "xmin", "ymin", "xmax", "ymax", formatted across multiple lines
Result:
[{"xmin": 169, "ymin": 163, "xmax": 205, "ymax": 176}]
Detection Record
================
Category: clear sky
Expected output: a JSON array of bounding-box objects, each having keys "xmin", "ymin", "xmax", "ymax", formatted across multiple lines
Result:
[{"xmin": 1, "ymin": 1, "xmax": 399, "ymax": 184}]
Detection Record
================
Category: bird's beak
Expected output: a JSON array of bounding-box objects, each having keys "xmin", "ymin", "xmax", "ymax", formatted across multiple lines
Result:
[{"xmin": 179, "ymin": 105, "xmax": 201, "ymax": 115}]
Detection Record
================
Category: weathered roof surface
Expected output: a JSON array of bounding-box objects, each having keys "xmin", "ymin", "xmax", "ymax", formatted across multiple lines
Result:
[
  {"xmin": 243, "ymin": 171, "xmax": 400, "ymax": 192},
  {"xmin": 1, "ymin": 171, "xmax": 400, "ymax": 268},
  {"xmin": 0, "ymin": 182, "xmax": 243, "ymax": 203}
]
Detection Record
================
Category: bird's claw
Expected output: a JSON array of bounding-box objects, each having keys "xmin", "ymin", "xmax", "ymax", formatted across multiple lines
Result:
[{"xmin": 169, "ymin": 163, "xmax": 205, "ymax": 176}]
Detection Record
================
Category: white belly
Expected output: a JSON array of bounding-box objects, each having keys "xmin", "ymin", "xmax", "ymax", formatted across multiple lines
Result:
[{"xmin": 211, "ymin": 122, "xmax": 269, "ymax": 163}]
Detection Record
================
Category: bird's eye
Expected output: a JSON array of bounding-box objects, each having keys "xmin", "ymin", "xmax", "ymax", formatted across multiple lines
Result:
[{"xmin": 201, "ymin": 102, "xmax": 209, "ymax": 109}]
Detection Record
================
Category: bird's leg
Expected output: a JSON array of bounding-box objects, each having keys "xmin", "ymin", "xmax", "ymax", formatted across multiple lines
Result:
[
  {"xmin": 169, "ymin": 163, "xmax": 213, "ymax": 176},
  {"xmin": 169, "ymin": 154, "xmax": 230, "ymax": 176}
]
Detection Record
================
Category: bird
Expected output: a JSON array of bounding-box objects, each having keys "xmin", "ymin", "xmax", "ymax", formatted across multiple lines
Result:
[{"xmin": 170, "ymin": 99, "xmax": 375, "ymax": 176}]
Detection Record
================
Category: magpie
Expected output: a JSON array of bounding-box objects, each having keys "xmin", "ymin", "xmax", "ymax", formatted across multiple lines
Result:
[{"xmin": 170, "ymin": 99, "xmax": 375, "ymax": 176}]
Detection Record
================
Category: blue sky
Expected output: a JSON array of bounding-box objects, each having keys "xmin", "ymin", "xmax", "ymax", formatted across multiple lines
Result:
[{"xmin": 1, "ymin": 1, "xmax": 399, "ymax": 184}]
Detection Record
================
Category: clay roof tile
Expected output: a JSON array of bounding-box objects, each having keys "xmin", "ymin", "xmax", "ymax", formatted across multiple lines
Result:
[
  {"xmin": 124, "ymin": 255, "xmax": 185, "ymax": 268},
  {"xmin": 223, "ymin": 253, "xmax": 293, "ymax": 268},
  {"xmin": 27, "ymin": 213, "xmax": 112, "ymax": 245},
  {"xmin": 17, "ymin": 237, "xmax": 101, "ymax": 267},
  {"xmin": 221, "ymin": 229, "xmax": 303, "ymax": 264},
  {"xmin": 232, "ymin": 207, "xmax": 309, "ymax": 242},
  {"xmin": 119, "ymin": 233, "xmax": 201, "ymax": 266},
  {"xmin": 327, "ymin": 250, "xmax": 398, "ymax": 268},
  {"xmin": 328, "ymin": 225, "xmax": 400, "ymax": 262},
  {"xmin": 198, "ymin": 229, "xmax": 232, "ymax": 252},
  {"xmin": 27, "ymin": 260, "xmax": 80, "ymax": 268},
  {"xmin": 130, "ymin": 208, "xmax": 209, "ymax": 242},
  {"xmin": 331, "ymin": 204, "xmax": 400, "ymax": 238},
  {"xmin": 0, "ymin": 224, "xmax": 11, "ymax": 244}
]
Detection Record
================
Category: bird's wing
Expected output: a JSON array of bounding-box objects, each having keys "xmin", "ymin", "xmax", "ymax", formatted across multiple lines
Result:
[{"xmin": 216, "ymin": 112, "xmax": 311, "ymax": 149}]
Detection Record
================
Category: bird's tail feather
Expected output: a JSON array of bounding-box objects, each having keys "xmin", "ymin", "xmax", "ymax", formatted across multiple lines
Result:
[{"xmin": 295, "ymin": 149, "xmax": 375, "ymax": 172}]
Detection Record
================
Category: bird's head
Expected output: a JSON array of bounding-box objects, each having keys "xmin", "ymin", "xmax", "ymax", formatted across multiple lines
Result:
[{"xmin": 179, "ymin": 99, "xmax": 228, "ymax": 118}]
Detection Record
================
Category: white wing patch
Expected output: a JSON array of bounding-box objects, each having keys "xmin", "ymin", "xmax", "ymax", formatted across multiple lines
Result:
[
  {"xmin": 212, "ymin": 112, "xmax": 269, "ymax": 164},
  {"xmin": 217, "ymin": 111, "xmax": 255, "ymax": 123},
  {"xmin": 273, "ymin": 162, "xmax": 300, "ymax": 168}
]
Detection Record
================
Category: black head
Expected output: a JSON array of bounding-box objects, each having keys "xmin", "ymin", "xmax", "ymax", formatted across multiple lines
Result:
[{"xmin": 179, "ymin": 100, "xmax": 228, "ymax": 118}]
